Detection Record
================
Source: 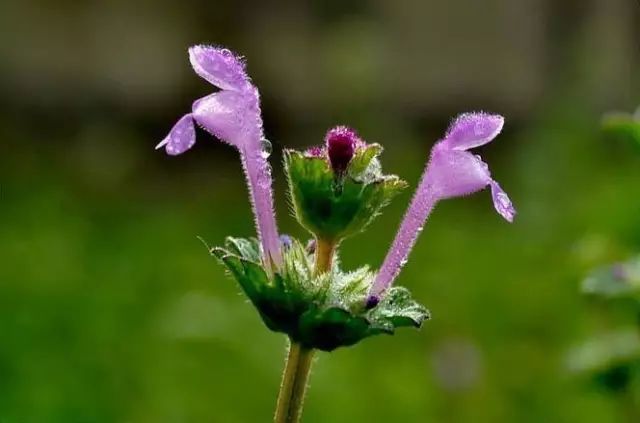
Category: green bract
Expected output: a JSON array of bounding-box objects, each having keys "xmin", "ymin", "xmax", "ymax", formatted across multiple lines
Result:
[
  {"xmin": 284, "ymin": 144, "xmax": 406, "ymax": 243},
  {"xmin": 211, "ymin": 236, "xmax": 429, "ymax": 351}
]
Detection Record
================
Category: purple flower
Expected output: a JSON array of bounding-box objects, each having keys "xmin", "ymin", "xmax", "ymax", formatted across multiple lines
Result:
[
  {"xmin": 325, "ymin": 126, "xmax": 359, "ymax": 174},
  {"xmin": 368, "ymin": 112, "xmax": 515, "ymax": 301},
  {"xmin": 156, "ymin": 45, "xmax": 282, "ymax": 268}
]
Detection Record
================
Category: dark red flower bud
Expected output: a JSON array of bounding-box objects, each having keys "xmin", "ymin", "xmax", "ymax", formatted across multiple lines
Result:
[{"xmin": 325, "ymin": 126, "xmax": 359, "ymax": 174}]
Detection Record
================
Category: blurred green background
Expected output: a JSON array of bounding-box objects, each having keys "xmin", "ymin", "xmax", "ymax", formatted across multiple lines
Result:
[{"xmin": 1, "ymin": 0, "xmax": 639, "ymax": 422}]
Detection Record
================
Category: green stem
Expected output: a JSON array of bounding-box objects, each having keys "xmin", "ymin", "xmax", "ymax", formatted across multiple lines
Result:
[
  {"xmin": 274, "ymin": 342, "xmax": 316, "ymax": 423},
  {"xmin": 273, "ymin": 238, "xmax": 335, "ymax": 422},
  {"xmin": 314, "ymin": 238, "xmax": 335, "ymax": 275}
]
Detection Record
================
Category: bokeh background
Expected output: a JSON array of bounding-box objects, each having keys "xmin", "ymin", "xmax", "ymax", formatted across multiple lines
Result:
[{"xmin": 1, "ymin": 0, "xmax": 640, "ymax": 422}]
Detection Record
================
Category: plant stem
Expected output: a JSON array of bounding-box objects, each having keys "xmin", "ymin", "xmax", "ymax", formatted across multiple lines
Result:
[
  {"xmin": 273, "ymin": 238, "xmax": 335, "ymax": 422},
  {"xmin": 274, "ymin": 342, "xmax": 316, "ymax": 423},
  {"xmin": 314, "ymin": 238, "xmax": 335, "ymax": 275}
]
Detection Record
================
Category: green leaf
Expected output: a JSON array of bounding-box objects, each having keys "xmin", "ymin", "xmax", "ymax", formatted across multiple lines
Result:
[
  {"xmin": 212, "ymin": 250, "xmax": 267, "ymax": 305},
  {"xmin": 224, "ymin": 237, "xmax": 261, "ymax": 262},
  {"xmin": 212, "ymin": 235, "xmax": 429, "ymax": 351},
  {"xmin": 368, "ymin": 286, "xmax": 431, "ymax": 329},
  {"xmin": 298, "ymin": 306, "xmax": 371, "ymax": 350},
  {"xmin": 348, "ymin": 143, "xmax": 383, "ymax": 176},
  {"xmin": 326, "ymin": 266, "xmax": 373, "ymax": 311}
]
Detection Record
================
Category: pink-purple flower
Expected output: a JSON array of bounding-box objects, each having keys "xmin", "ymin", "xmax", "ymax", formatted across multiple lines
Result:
[
  {"xmin": 156, "ymin": 45, "xmax": 282, "ymax": 268},
  {"xmin": 156, "ymin": 47, "xmax": 514, "ymax": 305},
  {"xmin": 368, "ymin": 112, "xmax": 515, "ymax": 302},
  {"xmin": 157, "ymin": 46, "xmax": 517, "ymax": 421}
]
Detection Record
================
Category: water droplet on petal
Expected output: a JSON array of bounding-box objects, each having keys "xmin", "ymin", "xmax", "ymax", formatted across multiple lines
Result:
[
  {"xmin": 260, "ymin": 138, "xmax": 272, "ymax": 159},
  {"xmin": 473, "ymin": 154, "xmax": 489, "ymax": 171}
]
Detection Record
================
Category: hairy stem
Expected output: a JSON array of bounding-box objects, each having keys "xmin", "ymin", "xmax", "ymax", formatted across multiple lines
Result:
[{"xmin": 274, "ymin": 342, "xmax": 315, "ymax": 423}]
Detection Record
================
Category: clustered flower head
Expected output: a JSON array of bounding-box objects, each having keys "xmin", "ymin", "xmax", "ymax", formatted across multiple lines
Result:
[{"xmin": 157, "ymin": 45, "xmax": 515, "ymax": 352}]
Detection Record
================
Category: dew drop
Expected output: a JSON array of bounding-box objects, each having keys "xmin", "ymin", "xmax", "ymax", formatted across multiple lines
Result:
[
  {"xmin": 260, "ymin": 138, "xmax": 272, "ymax": 159},
  {"xmin": 474, "ymin": 154, "xmax": 489, "ymax": 171}
]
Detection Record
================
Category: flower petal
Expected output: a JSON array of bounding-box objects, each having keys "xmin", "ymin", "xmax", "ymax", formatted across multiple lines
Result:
[
  {"xmin": 490, "ymin": 181, "xmax": 516, "ymax": 222},
  {"xmin": 427, "ymin": 147, "xmax": 491, "ymax": 199},
  {"xmin": 156, "ymin": 114, "xmax": 196, "ymax": 155},
  {"xmin": 443, "ymin": 112, "xmax": 504, "ymax": 150},
  {"xmin": 192, "ymin": 91, "xmax": 259, "ymax": 148},
  {"xmin": 188, "ymin": 45, "xmax": 249, "ymax": 91}
]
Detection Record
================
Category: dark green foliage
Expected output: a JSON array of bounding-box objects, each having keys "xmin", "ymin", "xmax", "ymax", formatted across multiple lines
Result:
[
  {"xmin": 595, "ymin": 364, "xmax": 633, "ymax": 393},
  {"xmin": 568, "ymin": 328, "xmax": 640, "ymax": 393},
  {"xmin": 574, "ymin": 256, "xmax": 640, "ymax": 394},
  {"xmin": 212, "ymin": 237, "xmax": 429, "ymax": 351}
]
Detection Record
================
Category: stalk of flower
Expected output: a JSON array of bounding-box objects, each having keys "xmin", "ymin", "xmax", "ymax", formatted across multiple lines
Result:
[
  {"xmin": 368, "ymin": 113, "xmax": 516, "ymax": 304},
  {"xmin": 156, "ymin": 45, "xmax": 282, "ymax": 269}
]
